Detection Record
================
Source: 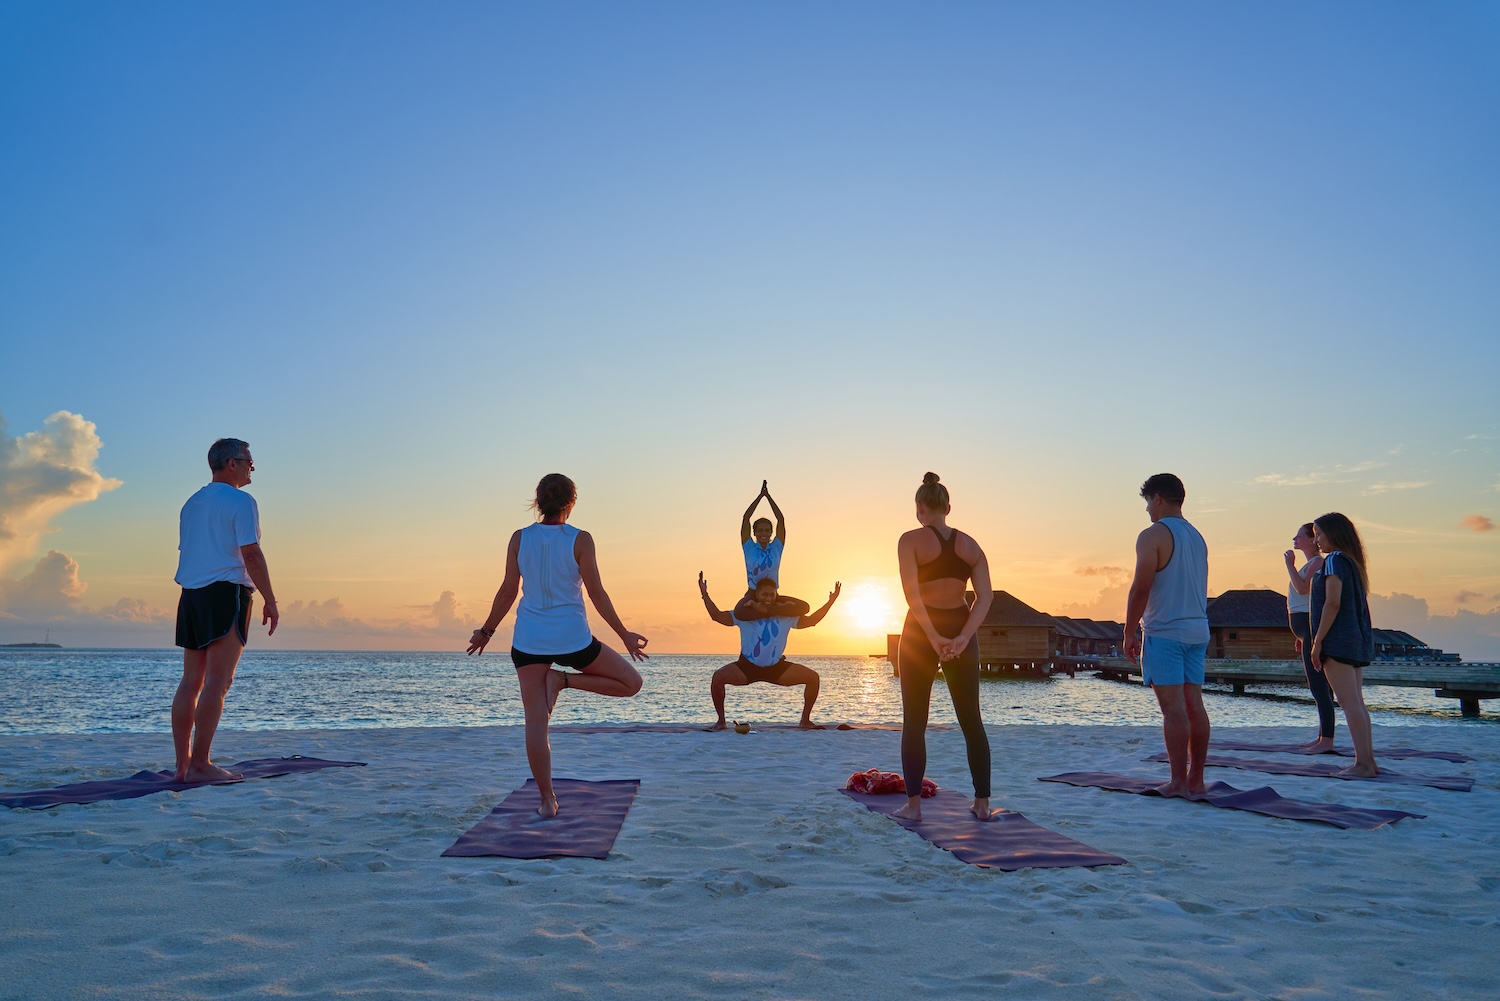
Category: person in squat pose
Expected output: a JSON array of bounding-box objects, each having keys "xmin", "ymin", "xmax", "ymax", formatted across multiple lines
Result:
[{"xmin": 467, "ymin": 474, "xmax": 646, "ymax": 818}]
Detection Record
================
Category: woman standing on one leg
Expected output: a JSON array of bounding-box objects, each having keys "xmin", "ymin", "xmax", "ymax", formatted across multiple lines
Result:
[
  {"xmin": 1284, "ymin": 522, "xmax": 1334, "ymax": 751},
  {"xmin": 894, "ymin": 473, "xmax": 996, "ymax": 822},
  {"xmin": 466, "ymin": 474, "xmax": 647, "ymax": 817},
  {"xmin": 1309, "ymin": 512, "xmax": 1378, "ymax": 777}
]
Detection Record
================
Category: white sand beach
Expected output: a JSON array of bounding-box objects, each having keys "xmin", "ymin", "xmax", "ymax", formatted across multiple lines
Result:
[{"xmin": 1, "ymin": 722, "xmax": 1495, "ymax": 1000}]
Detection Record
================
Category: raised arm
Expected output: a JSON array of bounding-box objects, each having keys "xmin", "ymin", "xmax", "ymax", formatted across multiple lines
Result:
[
  {"xmin": 797, "ymin": 582, "xmax": 842, "ymax": 628},
  {"xmin": 576, "ymin": 530, "xmax": 649, "ymax": 660},
  {"xmin": 763, "ymin": 484, "xmax": 787, "ymax": 544},
  {"xmin": 239, "ymin": 542, "xmax": 279, "ymax": 636},
  {"xmin": 1284, "ymin": 553, "xmax": 1322, "ymax": 595},
  {"xmin": 698, "ymin": 572, "xmax": 734, "ymax": 626},
  {"xmin": 1122, "ymin": 523, "xmax": 1168, "ymax": 663},
  {"xmin": 468, "ymin": 531, "xmax": 523, "ymax": 655},
  {"xmin": 740, "ymin": 481, "xmax": 768, "ymax": 544}
]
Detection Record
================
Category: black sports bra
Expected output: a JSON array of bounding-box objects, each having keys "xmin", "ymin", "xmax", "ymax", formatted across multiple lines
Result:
[{"xmin": 916, "ymin": 526, "xmax": 970, "ymax": 584}]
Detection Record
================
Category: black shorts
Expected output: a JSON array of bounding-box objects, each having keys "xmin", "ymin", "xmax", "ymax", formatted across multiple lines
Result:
[
  {"xmin": 175, "ymin": 582, "xmax": 252, "ymax": 650},
  {"xmin": 734, "ymin": 655, "xmax": 790, "ymax": 685},
  {"xmin": 511, "ymin": 637, "xmax": 603, "ymax": 670}
]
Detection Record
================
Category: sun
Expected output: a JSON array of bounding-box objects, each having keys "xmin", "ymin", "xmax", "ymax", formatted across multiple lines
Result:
[{"xmin": 839, "ymin": 583, "xmax": 898, "ymax": 634}]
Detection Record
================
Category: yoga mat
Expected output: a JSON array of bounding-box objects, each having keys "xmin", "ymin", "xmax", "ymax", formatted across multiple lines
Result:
[
  {"xmin": 1145, "ymin": 752, "xmax": 1473, "ymax": 792},
  {"xmin": 1210, "ymin": 740, "xmax": 1473, "ymax": 763},
  {"xmin": 1, "ymin": 756, "xmax": 366, "ymax": 811},
  {"xmin": 553, "ymin": 723, "xmax": 905, "ymax": 734},
  {"xmin": 1039, "ymin": 772, "xmax": 1424, "ymax": 830},
  {"xmin": 443, "ymin": 778, "xmax": 639, "ymax": 859},
  {"xmin": 841, "ymin": 788, "xmax": 1127, "ymax": 871}
]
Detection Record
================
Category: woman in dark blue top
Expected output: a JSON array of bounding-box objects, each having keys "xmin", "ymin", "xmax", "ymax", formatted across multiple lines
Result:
[{"xmin": 1310, "ymin": 512, "xmax": 1378, "ymax": 777}]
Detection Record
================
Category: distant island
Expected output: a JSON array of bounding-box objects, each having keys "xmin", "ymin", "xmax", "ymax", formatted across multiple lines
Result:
[{"xmin": 1, "ymin": 642, "xmax": 62, "ymax": 649}]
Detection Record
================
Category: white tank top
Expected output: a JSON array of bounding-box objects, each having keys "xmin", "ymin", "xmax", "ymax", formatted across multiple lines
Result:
[
  {"xmin": 1287, "ymin": 568, "xmax": 1312, "ymax": 614},
  {"xmin": 1142, "ymin": 517, "xmax": 1210, "ymax": 644},
  {"xmin": 512, "ymin": 523, "xmax": 593, "ymax": 654}
]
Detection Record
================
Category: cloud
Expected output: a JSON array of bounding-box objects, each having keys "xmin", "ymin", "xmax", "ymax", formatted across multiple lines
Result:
[
  {"xmin": 1252, "ymin": 460, "xmax": 1386, "ymax": 488},
  {"xmin": 1362, "ymin": 481, "xmax": 1432, "ymax": 495},
  {"xmin": 0, "ymin": 550, "xmax": 87, "ymax": 619},
  {"xmin": 0, "ymin": 410, "xmax": 121, "ymax": 573},
  {"xmin": 1455, "ymin": 590, "xmax": 1484, "ymax": 605},
  {"xmin": 428, "ymin": 590, "xmax": 470, "ymax": 629},
  {"xmin": 1369, "ymin": 592, "xmax": 1500, "ymax": 661},
  {"xmin": 1460, "ymin": 514, "xmax": 1494, "ymax": 533},
  {"xmin": 1075, "ymin": 565, "xmax": 1126, "ymax": 579}
]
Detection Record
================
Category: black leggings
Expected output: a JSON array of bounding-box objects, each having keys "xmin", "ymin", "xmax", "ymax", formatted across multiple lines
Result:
[
  {"xmin": 1290, "ymin": 612, "xmax": 1336, "ymax": 739},
  {"xmin": 898, "ymin": 607, "xmax": 991, "ymax": 799}
]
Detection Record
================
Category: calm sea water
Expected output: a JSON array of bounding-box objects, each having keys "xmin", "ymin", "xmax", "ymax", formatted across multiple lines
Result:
[{"xmin": 0, "ymin": 649, "xmax": 1489, "ymax": 735}]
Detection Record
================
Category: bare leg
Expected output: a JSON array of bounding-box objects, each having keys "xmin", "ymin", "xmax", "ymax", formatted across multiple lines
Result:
[
  {"xmin": 1323, "ymin": 659, "xmax": 1378, "ymax": 777},
  {"xmin": 172, "ymin": 649, "xmax": 208, "ymax": 781},
  {"xmin": 565, "ymin": 645, "xmax": 643, "ymax": 698},
  {"xmin": 1183, "ymin": 683, "xmax": 1210, "ymax": 794},
  {"xmin": 1152, "ymin": 683, "xmax": 1193, "ymax": 797},
  {"xmin": 180, "ymin": 632, "xmax": 246, "ymax": 783},
  {"xmin": 709, "ymin": 663, "xmax": 748, "ymax": 729},
  {"xmin": 515, "ymin": 664, "xmax": 559, "ymax": 817},
  {"xmin": 776, "ymin": 663, "xmax": 823, "ymax": 728}
]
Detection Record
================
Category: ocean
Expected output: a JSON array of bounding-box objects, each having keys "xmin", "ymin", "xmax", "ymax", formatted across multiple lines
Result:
[{"xmin": 0, "ymin": 648, "xmax": 1488, "ymax": 735}]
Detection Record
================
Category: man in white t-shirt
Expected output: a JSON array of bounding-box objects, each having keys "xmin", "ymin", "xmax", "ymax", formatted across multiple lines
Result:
[
  {"xmin": 171, "ymin": 438, "xmax": 279, "ymax": 783},
  {"xmin": 740, "ymin": 480, "xmax": 786, "ymax": 593},
  {"xmin": 698, "ymin": 572, "xmax": 840, "ymax": 730}
]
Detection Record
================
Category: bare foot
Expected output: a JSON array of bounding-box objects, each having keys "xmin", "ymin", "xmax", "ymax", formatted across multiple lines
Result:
[
  {"xmin": 537, "ymin": 795, "xmax": 560, "ymax": 819},
  {"xmin": 970, "ymin": 798, "xmax": 1000, "ymax": 821},
  {"xmin": 707, "ymin": 720, "xmax": 728, "ymax": 731},
  {"xmin": 546, "ymin": 669, "xmax": 567, "ymax": 715},
  {"xmin": 797, "ymin": 719, "xmax": 824, "ymax": 730},
  {"xmin": 892, "ymin": 799, "xmax": 922, "ymax": 822},
  {"xmin": 1339, "ymin": 762, "xmax": 1379, "ymax": 779},
  {"xmin": 1153, "ymin": 780, "xmax": 1190, "ymax": 799},
  {"xmin": 182, "ymin": 761, "xmax": 243, "ymax": 784},
  {"xmin": 1300, "ymin": 736, "xmax": 1335, "ymax": 753}
]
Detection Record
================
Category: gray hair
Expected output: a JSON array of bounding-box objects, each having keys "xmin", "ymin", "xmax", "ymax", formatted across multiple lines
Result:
[{"xmin": 207, "ymin": 438, "xmax": 250, "ymax": 472}]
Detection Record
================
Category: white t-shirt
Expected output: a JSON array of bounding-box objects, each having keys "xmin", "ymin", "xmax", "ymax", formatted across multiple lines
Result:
[
  {"xmin": 733, "ymin": 614, "xmax": 799, "ymax": 667},
  {"xmin": 742, "ymin": 537, "xmax": 784, "ymax": 590},
  {"xmin": 174, "ymin": 483, "xmax": 261, "ymax": 589}
]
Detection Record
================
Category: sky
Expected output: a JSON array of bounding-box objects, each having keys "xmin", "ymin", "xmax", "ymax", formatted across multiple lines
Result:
[{"xmin": 1, "ymin": 2, "xmax": 1497, "ymax": 657}]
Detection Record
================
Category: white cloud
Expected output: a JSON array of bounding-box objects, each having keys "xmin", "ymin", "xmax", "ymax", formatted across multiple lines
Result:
[
  {"xmin": 1362, "ymin": 481, "xmax": 1432, "ymax": 495},
  {"xmin": 1252, "ymin": 460, "xmax": 1386, "ymax": 488},
  {"xmin": 1369, "ymin": 592, "xmax": 1500, "ymax": 661},
  {"xmin": 0, "ymin": 410, "xmax": 121, "ymax": 574},
  {"xmin": 0, "ymin": 550, "xmax": 87, "ymax": 619}
]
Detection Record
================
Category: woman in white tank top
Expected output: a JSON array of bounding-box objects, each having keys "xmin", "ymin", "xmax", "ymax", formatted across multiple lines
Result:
[{"xmin": 466, "ymin": 474, "xmax": 647, "ymax": 818}]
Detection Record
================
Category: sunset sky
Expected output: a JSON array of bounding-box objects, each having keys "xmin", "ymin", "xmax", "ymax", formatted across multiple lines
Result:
[{"xmin": 2, "ymin": 3, "xmax": 1497, "ymax": 657}]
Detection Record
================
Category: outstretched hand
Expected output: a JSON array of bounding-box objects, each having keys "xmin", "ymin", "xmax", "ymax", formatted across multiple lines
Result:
[
  {"xmin": 466, "ymin": 629, "xmax": 490, "ymax": 656},
  {"xmin": 698, "ymin": 571, "xmax": 709, "ymax": 596},
  {"xmin": 827, "ymin": 581, "xmax": 842, "ymax": 604}
]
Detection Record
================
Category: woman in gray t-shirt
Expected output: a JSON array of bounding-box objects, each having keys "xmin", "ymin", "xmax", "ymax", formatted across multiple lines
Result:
[{"xmin": 1310, "ymin": 512, "xmax": 1378, "ymax": 777}]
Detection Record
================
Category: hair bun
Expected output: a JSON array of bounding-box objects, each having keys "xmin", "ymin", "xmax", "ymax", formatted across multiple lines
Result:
[{"xmin": 923, "ymin": 472, "xmax": 941, "ymax": 485}]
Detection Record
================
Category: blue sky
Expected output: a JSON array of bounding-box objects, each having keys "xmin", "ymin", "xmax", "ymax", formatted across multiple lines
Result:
[{"xmin": 2, "ymin": 2, "xmax": 1497, "ymax": 654}]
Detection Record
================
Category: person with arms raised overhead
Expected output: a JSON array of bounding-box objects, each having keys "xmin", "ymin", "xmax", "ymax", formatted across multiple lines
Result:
[
  {"xmin": 171, "ymin": 438, "xmax": 279, "ymax": 783},
  {"xmin": 698, "ymin": 572, "xmax": 840, "ymax": 730},
  {"xmin": 1123, "ymin": 473, "xmax": 1211, "ymax": 798},
  {"xmin": 740, "ymin": 480, "xmax": 787, "ymax": 594},
  {"xmin": 467, "ymin": 474, "xmax": 646, "ymax": 818}
]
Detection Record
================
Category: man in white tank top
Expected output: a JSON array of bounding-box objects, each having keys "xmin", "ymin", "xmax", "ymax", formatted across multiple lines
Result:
[{"xmin": 1123, "ymin": 473, "xmax": 1210, "ymax": 797}]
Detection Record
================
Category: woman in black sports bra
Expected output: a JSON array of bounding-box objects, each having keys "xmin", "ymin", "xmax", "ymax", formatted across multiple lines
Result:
[{"xmin": 894, "ymin": 472, "xmax": 996, "ymax": 822}]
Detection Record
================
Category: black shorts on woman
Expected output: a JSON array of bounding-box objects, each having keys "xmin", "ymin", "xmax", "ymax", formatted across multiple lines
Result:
[{"xmin": 510, "ymin": 637, "xmax": 604, "ymax": 670}]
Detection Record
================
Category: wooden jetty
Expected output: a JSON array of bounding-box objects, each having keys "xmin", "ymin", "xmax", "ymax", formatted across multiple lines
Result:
[{"xmin": 1089, "ymin": 657, "xmax": 1500, "ymax": 717}]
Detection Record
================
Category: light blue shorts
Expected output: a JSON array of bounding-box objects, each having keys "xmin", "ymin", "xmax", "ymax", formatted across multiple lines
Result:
[{"xmin": 1142, "ymin": 635, "xmax": 1207, "ymax": 687}]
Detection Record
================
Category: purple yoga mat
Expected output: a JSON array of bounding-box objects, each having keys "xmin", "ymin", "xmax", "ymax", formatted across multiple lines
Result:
[
  {"xmin": 841, "ymin": 787, "xmax": 1127, "ymax": 871},
  {"xmin": 1209, "ymin": 740, "xmax": 1473, "ymax": 763},
  {"xmin": 552, "ymin": 723, "xmax": 904, "ymax": 734},
  {"xmin": 1039, "ymin": 772, "xmax": 1424, "ymax": 830},
  {"xmin": 1145, "ymin": 752, "xmax": 1473, "ymax": 792},
  {"xmin": 0, "ymin": 756, "xmax": 366, "ymax": 810},
  {"xmin": 443, "ymin": 778, "xmax": 640, "ymax": 859}
]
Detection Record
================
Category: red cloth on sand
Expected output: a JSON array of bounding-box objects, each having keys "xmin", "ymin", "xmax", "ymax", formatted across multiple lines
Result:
[{"xmin": 845, "ymin": 768, "xmax": 937, "ymax": 797}]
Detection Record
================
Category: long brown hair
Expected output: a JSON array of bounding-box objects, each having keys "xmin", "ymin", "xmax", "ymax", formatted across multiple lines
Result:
[{"xmin": 1314, "ymin": 512, "xmax": 1369, "ymax": 591}]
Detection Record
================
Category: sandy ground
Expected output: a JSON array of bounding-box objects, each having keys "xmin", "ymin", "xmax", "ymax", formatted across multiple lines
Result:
[{"xmin": 1, "ymin": 722, "xmax": 1496, "ymax": 1000}]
